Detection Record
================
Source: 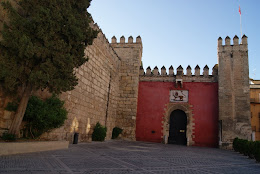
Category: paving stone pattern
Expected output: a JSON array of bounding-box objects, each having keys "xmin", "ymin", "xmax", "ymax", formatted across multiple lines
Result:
[{"xmin": 0, "ymin": 141, "xmax": 260, "ymax": 174}]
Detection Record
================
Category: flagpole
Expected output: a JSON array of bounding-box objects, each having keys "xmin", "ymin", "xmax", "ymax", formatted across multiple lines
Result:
[
  {"xmin": 240, "ymin": 11, "xmax": 242, "ymax": 38},
  {"xmin": 239, "ymin": 5, "xmax": 242, "ymax": 39}
]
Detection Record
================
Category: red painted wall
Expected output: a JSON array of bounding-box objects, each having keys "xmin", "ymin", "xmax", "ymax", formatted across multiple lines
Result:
[{"xmin": 136, "ymin": 81, "xmax": 219, "ymax": 147}]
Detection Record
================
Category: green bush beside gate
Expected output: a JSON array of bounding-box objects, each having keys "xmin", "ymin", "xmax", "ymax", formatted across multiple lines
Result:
[
  {"xmin": 233, "ymin": 137, "xmax": 260, "ymax": 162},
  {"xmin": 92, "ymin": 122, "xmax": 107, "ymax": 141}
]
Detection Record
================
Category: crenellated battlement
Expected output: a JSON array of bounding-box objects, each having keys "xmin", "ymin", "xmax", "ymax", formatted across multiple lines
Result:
[
  {"xmin": 110, "ymin": 35, "xmax": 143, "ymax": 65},
  {"xmin": 111, "ymin": 36, "xmax": 142, "ymax": 44},
  {"xmin": 218, "ymin": 35, "xmax": 248, "ymax": 52},
  {"xmin": 139, "ymin": 65, "xmax": 218, "ymax": 82}
]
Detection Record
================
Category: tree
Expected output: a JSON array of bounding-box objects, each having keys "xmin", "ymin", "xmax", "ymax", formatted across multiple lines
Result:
[
  {"xmin": 23, "ymin": 95, "xmax": 68, "ymax": 139},
  {"xmin": 0, "ymin": 0, "xmax": 98, "ymax": 136}
]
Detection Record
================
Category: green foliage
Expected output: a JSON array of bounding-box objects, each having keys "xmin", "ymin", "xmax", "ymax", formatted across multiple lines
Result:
[
  {"xmin": 5, "ymin": 102, "xmax": 18, "ymax": 112},
  {"xmin": 112, "ymin": 127, "xmax": 123, "ymax": 139},
  {"xmin": 233, "ymin": 137, "xmax": 260, "ymax": 162},
  {"xmin": 0, "ymin": 0, "xmax": 98, "ymax": 94},
  {"xmin": 233, "ymin": 137, "xmax": 239, "ymax": 151},
  {"xmin": 92, "ymin": 122, "xmax": 107, "ymax": 141},
  {"xmin": 1, "ymin": 132, "xmax": 16, "ymax": 141},
  {"xmin": 253, "ymin": 141, "xmax": 260, "ymax": 161},
  {"xmin": 23, "ymin": 95, "xmax": 67, "ymax": 138}
]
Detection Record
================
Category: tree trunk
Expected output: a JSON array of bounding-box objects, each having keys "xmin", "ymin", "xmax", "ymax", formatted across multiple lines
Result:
[{"xmin": 8, "ymin": 86, "xmax": 32, "ymax": 136}]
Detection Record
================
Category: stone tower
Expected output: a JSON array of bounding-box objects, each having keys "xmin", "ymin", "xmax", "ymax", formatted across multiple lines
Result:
[
  {"xmin": 111, "ymin": 36, "xmax": 143, "ymax": 140},
  {"xmin": 218, "ymin": 35, "xmax": 252, "ymax": 149}
]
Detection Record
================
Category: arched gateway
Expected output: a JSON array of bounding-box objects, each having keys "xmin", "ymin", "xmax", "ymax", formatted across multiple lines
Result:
[
  {"xmin": 168, "ymin": 109, "xmax": 187, "ymax": 145},
  {"xmin": 161, "ymin": 103, "xmax": 194, "ymax": 146}
]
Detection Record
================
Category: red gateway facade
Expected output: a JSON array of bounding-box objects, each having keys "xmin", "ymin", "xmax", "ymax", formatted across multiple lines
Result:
[
  {"xmin": 135, "ymin": 36, "xmax": 252, "ymax": 149},
  {"xmin": 136, "ymin": 81, "xmax": 219, "ymax": 147}
]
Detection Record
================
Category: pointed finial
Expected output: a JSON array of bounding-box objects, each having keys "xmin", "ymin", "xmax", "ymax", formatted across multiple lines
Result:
[
  {"xmin": 153, "ymin": 66, "xmax": 159, "ymax": 76},
  {"xmin": 146, "ymin": 66, "xmax": 151, "ymax": 75},
  {"xmin": 161, "ymin": 66, "xmax": 166, "ymax": 76},
  {"xmin": 111, "ymin": 36, "xmax": 117, "ymax": 43},
  {"xmin": 203, "ymin": 65, "xmax": 209, "ymax": 76},
  {"xmin": 225, "ymin": 36, "xmax": 230, "ymax": 45},
  {"xmin": 203, "ymin": 65, "xmax": 209, "ymax": 69},
  {"xmin": 195, "ymin": 65, "xmax": 200, "ymax": 76},
  {"xmin": 218, "ymin": 37, "xmax": 223, "ymax": 46},
  {"xmin": 177, "ymin": 65, "xmax": 183, "ymax": 75},
  {"xmin": 120, "ymin": 36, "xmax": 125, "ymax": 43},
  {"xmin": 242, "ymin": 34, "xmax": 247, "ymax": 45},
  {"xmin": 212, "ymin": 64, "xmax": 218, "ymax": 76},
  {"xmin": 233, "ymin": 35, "xmax": 239, "ymax": 45},
  {"xmin": 136, "ymin": 36, "xmax": 142, "ymax": 43},
  {"xmin": 186, "ymin": 65, "xmax": 192, "ymax": 76},
  {"xmin": 177, "ymin": 65, "xmax": 183, "ymax": 70},
  {"xmin": 128, "ymin": 36, "xmax": 133, "ymax": 43},
  {"xmin": 169, "ymin": 66, "xmax": 174, "ymax": 76}
]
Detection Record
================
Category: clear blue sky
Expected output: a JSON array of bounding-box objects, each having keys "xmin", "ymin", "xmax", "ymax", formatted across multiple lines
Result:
[{"xmin": 89, "ymin": 0, "xmax": 260, "ymax": 79}]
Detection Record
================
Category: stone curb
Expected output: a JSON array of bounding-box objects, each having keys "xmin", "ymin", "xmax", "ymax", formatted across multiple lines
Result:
[{"xmin": 0, "ymin": 141, "xmax": 69, "ymax": 156}]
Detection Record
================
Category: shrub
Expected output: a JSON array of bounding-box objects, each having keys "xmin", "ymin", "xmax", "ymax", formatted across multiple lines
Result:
[
  {"xmin": 23, "ymin": 95, "xmax": 67, "ymax": 138},
  {"xmin": 246, "ymin": 141, "xmax": 255, "ymax": 158},
  {"xmin": 112, "ymin": 127, "xmax": 123, "ymax": 139},
  {"xmin": 255, "ymin": 148, "xmax": 260, "ymax": 162},
  {"xmin": 233, "ymin": 137, "xmax": 239, "ymax": 151},
  {"xmin": 92, "ymin": 122, "xmax": 107, "ymax": 141},
  {"xmin": 233, "ymin": 137, "xmax": 260, "ymax": 162},
  {"xmin": 240, "ymin": 139, "xmax": 248, "ymax": 155},
  {"xmin": 254, "ymin": 141, "xmax": 260, "ymax": 161},
  {"xmin": 1, "ymin": 132, "xmax": 16, "ymax": 141}
]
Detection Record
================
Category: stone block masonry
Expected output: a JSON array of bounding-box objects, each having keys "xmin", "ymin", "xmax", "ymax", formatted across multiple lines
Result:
[
  {"xmin": 40, "ymin": 34, "xmax": 143, "ymax": 141},
  {"xmin": 111, "ymin": 36, "xmax": 143, "ymax": 140},
  {"xmin": 41, "ymin": 24, "xmax": 123, "ymax": 142},
  {"xmin": 218, "ymin": 35, "xmax": 252, "ymax": 149}
]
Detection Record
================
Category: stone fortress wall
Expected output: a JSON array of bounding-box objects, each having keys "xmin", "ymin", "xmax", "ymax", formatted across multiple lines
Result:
[
  {"xmin": 0, "ymin": 1, "xmax": 252, "ymax": 148},
  {"xmin": 0, "ymin": 26, "xmax": 142, "ymax": 142},
  {"xmin": 0, "ymin": 20, "xmax": 142, "ymax": 142},
  {"xmin": 47, "ymin": 24, "xmax": 123, "ymax": 142},
  {"xmin": 0, "ymin": 1, "xmax": 142, "ymax": 142}
]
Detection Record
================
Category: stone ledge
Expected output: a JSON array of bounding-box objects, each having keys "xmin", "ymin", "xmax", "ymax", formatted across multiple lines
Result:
[{"xmin": 0, "ymin": 141, "xmax": 69, "ymax": 156}]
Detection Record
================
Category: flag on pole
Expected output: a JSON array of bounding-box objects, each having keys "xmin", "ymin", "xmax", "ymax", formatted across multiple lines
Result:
[{"xmin": 239, "ymin": 5, "xmax": 242, "ymax": 39}]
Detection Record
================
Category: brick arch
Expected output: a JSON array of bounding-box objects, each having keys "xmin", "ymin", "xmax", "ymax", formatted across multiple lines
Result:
[{"xmin": 162, "ymin": 103, "xmax": 194, "ymax": 146}]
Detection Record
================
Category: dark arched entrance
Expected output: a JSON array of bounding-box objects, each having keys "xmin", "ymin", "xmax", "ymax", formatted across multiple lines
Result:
[{"xmin": 168, "ymin": 109, "xmax": 187, "ymax": 145}]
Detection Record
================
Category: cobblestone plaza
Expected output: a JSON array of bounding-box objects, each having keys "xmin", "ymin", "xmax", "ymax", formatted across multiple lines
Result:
[{"xmin": 1, "ymin": 140, "xmax": 260, "ymax": 174}]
